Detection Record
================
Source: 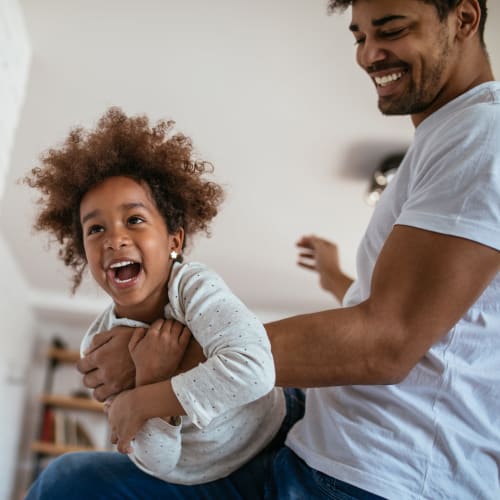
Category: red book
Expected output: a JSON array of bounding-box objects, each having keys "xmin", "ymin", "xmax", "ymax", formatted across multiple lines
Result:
[{"xmin": 40, "ymin": 407, "xmax": 55, "ymax": 443}]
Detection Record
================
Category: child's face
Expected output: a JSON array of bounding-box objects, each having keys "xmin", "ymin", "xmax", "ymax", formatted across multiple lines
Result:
[{"xmin": 80, "ymin": 176, "xmax": 183, "ymax": 323}]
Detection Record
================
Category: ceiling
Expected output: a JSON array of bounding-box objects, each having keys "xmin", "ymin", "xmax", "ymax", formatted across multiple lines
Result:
[{"xmin": 2, "ymin": 0, "xmax": 499, "ymax": 321}]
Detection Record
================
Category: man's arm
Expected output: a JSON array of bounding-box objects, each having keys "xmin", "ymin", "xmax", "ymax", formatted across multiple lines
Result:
[
  {"xmin": 77, "ymin": 322, "xmax": 205, "ymax": 401},
  {"xmin": 269, "ymin": 225, "xmax": 500, "ymax": 387}
]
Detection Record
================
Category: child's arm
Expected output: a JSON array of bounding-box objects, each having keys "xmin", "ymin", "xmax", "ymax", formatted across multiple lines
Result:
[
  {"xmin": 128, "ymin": 319, "xmax": 192, "ymax": 386},
  {"xmin": 167, "ymin": 263, "xmax": 276, "ymax": 428},
  {"xmin": 106, "ymin": 381, "xmax": 185, "ymax": 452},
  {"xmin": 106, "ymin": 381, "xmax": 184, "ymax": 478}
]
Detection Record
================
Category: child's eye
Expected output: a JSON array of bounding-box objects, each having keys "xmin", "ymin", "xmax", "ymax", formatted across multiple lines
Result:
[
  {"xmin": 128, "ymin": 216, "xmax": 145, "ymax": 225},
  {"xmin": 87, "ymin": 225, "xmax": 103, "ymax": 236}
]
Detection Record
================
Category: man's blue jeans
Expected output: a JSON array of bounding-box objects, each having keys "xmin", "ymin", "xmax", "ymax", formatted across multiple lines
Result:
[{"xmin": 26, "ymin": 389, "xmax": 383, "ymax": 499}]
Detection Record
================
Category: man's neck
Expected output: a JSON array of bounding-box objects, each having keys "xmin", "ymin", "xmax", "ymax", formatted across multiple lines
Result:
[{"xmin": 411, "ymin": 53, "xmax": 495, "ymax": 128}]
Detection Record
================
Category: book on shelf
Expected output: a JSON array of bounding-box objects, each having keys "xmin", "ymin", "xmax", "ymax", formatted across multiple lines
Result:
[
  {"xmin": 40, "ymin": 407, "xmax": 55, "ymax": 443},
  {"xmin": 40, "ymin": 407, "xmax": 94, "ymax": 448}
]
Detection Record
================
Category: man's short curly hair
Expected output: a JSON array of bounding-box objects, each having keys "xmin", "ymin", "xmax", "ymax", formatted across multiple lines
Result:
[
  {"xmin": 24, "ymin": 107, "xmax": 225, "ymax": 291},
  {"xmin": 328, "ymin": 0, "xmax": 488, "ymax": 45}
]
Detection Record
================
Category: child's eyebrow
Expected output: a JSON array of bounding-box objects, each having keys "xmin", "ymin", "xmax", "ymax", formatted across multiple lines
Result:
[
  {"xmin": 81, "ymin": 202, "xmax": 147, "ymax": 224},
  {"xmin": 81, "ymin": 209, "xmax": 99, "ymax": 225},
  {"xmin": 349, "ymin": 15, "xmax": 407, "ymax": 32}
]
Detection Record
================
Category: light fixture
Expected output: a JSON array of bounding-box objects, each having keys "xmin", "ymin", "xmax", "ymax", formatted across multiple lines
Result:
[{"xmin": 366, "ymin": 152, "xmax": 405, "ymax": 206}]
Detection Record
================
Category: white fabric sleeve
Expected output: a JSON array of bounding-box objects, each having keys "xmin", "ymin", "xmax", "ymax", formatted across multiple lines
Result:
[
  {"xmin": 397, "ymin": 105, "xmax": 500, "ymax": 250},
  {"xmin": 128, "ymin": 418, "xmax": 182, "ymax": 480},
  {"xmin": 168, "ymin": 263, "xmax": 276, "ymax": 428}
]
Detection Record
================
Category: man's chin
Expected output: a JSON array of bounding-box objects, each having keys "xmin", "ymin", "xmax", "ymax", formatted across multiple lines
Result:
[{"xmin": 378, "ymin": 100, "xmax": 411, "ymax": 116}]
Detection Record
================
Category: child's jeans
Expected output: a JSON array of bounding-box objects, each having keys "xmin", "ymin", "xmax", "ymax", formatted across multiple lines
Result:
[{"xmin": 25, "ymin": 388, "xmax": 383, "ymax": 499}]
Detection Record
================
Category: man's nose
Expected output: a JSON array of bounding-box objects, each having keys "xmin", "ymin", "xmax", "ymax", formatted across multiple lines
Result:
[{"xmin": 357, "ymin": 38, "xmax": 388, "ymax": 70}]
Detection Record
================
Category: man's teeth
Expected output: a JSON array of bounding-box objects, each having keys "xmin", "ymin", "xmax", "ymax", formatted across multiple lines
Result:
[
  {"xmin": 109, "ymin": 261, "xmax": 134, "ymax": 269},
  {"xmin": 374, "ymin": 72, "xmax": 404, "ymax": 87}
]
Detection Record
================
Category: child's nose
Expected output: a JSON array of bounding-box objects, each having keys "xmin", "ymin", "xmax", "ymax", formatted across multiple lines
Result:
[{"xmin": 105, "ymin": 228, "xmax": 131, "ymax": 249}]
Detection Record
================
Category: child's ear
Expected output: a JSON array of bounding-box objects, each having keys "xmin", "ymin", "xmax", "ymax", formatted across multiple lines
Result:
[{"xmin": 171, "ymin": 227, "xmax": 185, "ymax": 253}]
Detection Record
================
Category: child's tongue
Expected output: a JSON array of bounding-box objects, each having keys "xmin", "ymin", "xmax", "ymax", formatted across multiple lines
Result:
[{"xmin": 115, "ymin": 263, "xmax": 141, "ymax": 281}]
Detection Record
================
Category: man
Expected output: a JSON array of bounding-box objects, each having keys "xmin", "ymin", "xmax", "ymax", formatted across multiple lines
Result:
[{"xmin": 32, "ymin": 1, "xmax": 499, "ymax": 498}]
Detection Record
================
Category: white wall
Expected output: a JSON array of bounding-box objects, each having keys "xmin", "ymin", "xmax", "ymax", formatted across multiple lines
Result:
[
  {"xmin": 0, "ymin": 235, "xmax": 34, "ymax": 500},
  {"xmin": 0, "ymin": 0, "xmax": 30, "ymax": 199},
  {"xmin": 0, "ymin": 1, "xmax": 32, "ymax": 498}
]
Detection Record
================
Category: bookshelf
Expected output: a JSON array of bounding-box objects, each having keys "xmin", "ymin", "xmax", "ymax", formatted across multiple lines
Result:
[{"xmin": 30, "ymin": 339, "xmax": 107, "ymax": 481}]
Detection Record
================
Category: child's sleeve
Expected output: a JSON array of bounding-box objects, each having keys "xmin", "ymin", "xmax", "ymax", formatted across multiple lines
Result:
[
  {"xmin": 128, "ymin": 418, "xmax": 182, "ymax": 480},
  {"xmin": 167, "ymin": 263, "xmax": 276, "ymax": 428}
]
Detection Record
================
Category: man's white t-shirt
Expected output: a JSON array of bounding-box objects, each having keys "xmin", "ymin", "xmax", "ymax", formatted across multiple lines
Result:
[{"xmin": 286, "ymin": 82, "xmax": 500, "ymax": 499}]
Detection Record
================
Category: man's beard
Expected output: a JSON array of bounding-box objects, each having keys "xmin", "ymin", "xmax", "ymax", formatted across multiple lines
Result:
[{"xmin": 379, "ymin": 32, "xmax": 450, "ymax": 116}]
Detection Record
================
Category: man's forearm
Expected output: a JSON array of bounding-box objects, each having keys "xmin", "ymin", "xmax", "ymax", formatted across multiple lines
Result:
[{"xmin": 265, "ymin": 305, "xmax": 396, "ymax": 388}]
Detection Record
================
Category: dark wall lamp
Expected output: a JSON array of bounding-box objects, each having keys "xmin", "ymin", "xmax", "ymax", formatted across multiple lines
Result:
[{"xmin": 366, "ymin": 152, "xmax": 406, "ymax": 206}]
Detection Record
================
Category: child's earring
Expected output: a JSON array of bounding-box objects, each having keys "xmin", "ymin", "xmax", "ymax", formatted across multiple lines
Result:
[{"xmin": 170, "ymin": 250, "xmax": 183, "ymax": 263}]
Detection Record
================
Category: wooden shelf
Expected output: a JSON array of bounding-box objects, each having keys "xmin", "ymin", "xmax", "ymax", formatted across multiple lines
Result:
[
  {"xmin": 31, "ymin": 440, "xmax": 101, "ymax": 456},
  {"xmin": 30, "ymin": 341, "xmax": 108, "ymax": 484},
  {"xmin": 47, "ymin": 347, "xmax": 80, "ymax": 364},
  {"xmin": 40, "ymin": 394, "xmax": 104, "ymax": 412}
]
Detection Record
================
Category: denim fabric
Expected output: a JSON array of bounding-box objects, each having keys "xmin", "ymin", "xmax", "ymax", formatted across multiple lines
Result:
[
  {"xmin": 25, "ymin": 388, "xmax": 305, "ymax": 500},
  {"xmin": 265, "ymin": 447, "xmax": 386, "ymax": 500}
]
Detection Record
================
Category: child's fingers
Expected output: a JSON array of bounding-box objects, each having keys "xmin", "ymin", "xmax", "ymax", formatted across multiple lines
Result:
[
  {"xmin": 178, "ymin": 325, "xmax": 191, "ymax": 347},
  {"xmin": 117, "ymin": 437, "xmax": 133, "ymax": 454},
  {"xmin": 166, "ymin": 319, "xmax": 185, "ymax": 340},
  {"xmin": 128, "ymin": 327, "xmax": 147, "ymax": 352},
  {"xmin": 148, "ymin": 318, "xmax": 165, "ymax": 337}
]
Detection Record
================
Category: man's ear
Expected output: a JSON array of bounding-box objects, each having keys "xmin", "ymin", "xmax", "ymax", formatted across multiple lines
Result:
[{"xmin": 454, "ymin": 0, "xmax": 481, "ymax": 41}]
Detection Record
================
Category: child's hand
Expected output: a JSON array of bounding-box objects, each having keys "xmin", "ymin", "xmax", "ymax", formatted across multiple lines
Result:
[
  {"xmin": 105, "ymin": 390, "xmax": 146, "ymax": 454},
  {"xmin": 128, "ymin": 319, "xmax": 192, "ymax": 386}
]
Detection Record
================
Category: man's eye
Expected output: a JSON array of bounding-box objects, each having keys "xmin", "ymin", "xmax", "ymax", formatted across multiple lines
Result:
[
  {"xmin": 87, "ymin": 225, "xmax": 103, "ymax": 235},
  {"xmin": 354, "ymin": 36, "xmax": 365, "ymax": 46},
  {"xmin": 128, "ymin": 216, "xmax": 144, "ymax": 225},
  {"xmin": 381, "ymin": 28, "xmax": 405, "ymax": 38}
]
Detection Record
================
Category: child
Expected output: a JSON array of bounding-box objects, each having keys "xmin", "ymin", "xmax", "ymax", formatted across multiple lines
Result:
[{"xmin": 25, "ymin": 107, "xmax": 286, "ymax": 485}]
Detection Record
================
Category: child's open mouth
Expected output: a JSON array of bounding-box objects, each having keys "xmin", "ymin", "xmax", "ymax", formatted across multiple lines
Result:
[{"xmin": 107, "ymin": 260, "xmax": 142, "ymax": 284}]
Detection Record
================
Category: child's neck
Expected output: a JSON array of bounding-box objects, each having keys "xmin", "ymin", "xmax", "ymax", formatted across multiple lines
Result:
[{"xmin": 114, "ymin": 292, "xmax": 169, "ymax": 324}]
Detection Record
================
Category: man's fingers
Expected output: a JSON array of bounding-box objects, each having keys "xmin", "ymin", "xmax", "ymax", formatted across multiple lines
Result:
[
  {"xmin": 84, "ymin": 330, "xmax": 115, "ymax": 355},
  {"xmin": 76, "ymin": 355, "xmax": 96, "ymax": 375},
  {"xmin": 81, "ymin": 369, "xmax": 102, "ymax": 390},
  {"xmin": 297, "ymin": 262, "xmax": 316, "ymax": 271},
  {"xmin": 93, "ymin": 384, "xmax": 114, "ymax": 402}
]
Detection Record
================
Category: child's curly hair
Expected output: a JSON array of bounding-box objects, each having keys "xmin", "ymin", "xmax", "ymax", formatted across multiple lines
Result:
[{"xmin": 24, "ymin": 107, "xmax": 225, "ymax": 291}]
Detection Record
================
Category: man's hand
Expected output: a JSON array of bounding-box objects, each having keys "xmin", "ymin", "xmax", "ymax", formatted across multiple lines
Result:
[
  {"xmin": 296, "ymin": 234, "xmax": 354, "ymax": 302},
  {"xmin": 77, "ymin": 326, "xmax": 136, "ymax": 402},
  {"xmin": 129, "ymin": 319, "xmax": 192, "ymax": 386}
]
